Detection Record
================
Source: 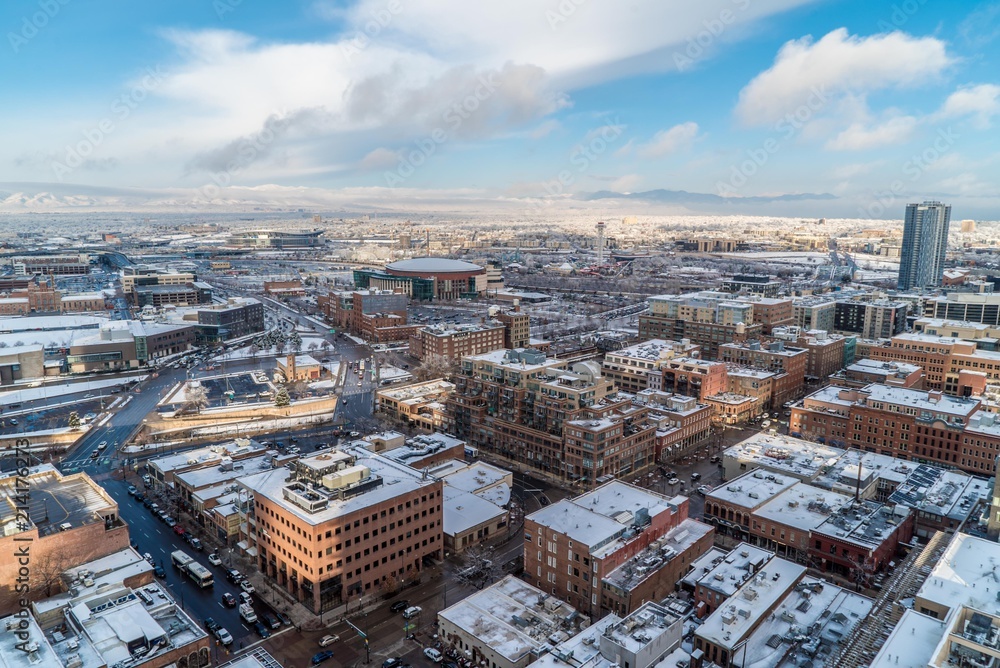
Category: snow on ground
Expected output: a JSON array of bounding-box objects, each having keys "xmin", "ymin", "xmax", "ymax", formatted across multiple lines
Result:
[
  {"xmin": 379, "ymin": 365, "xmax": 412, "ymax": 381},
  {"xmin": 217, "ymin": 336, "xmax": 332, "ymax": 361},
  {"xmin": 0, "ymin": 376, "xmax": 145, "ymax": 404}
]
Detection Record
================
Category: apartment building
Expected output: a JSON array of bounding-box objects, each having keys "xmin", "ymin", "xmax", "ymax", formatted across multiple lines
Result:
[
  {"xmin": 648, "ymin": 356, "xmax": 728, "ymax": 400},
  {"xmin": 639, "ymin": 292, "xmax": 762, "ymax": 359},
  {"xmin": 719, "ymin": 339, "xmax": 808, "ymax": 408},
  {"xmin": 409, "ymin": 322, "xmax": 506, "ymax": 363},
  {"xmin": 790, "ymin": 383, "xmax": 1000, "ymax": 474},
  {"xmin": 323, "ymin": 289, "xmax": 422, "ymax": 342},
  {"xmin": 495, "ymin": 309, "xmax": 530, "ymax": 348},
  {"xmin": 633, "ymin": 390, "xmax": 714, "ymax": 460},
  {"xmin": 601, "ymin": 338, "xmax": 701, "ymax": 393},
  {"xmin": 834, "ymin": 299, "xmax": 907, "ymax": 339},
  {"xmin": 721, "ymin": 274, "xmax": 782, "ymax": 297},
  {"xmin": 925, "ymin": 292, "xmax": 1000, "ymax": 325},
  {"xmin": 744, "ymin": 297, "xmax": 795, "ymax": 334},
  {"xmin": 829, "ymin": 358, "xmax": 924, "ymax": 389},
  {"xmin": 195, "ymin": 297, "xmax": 265, "ymax": 342},
  {"xmin": 868, "ymin": 332, "xmax": 1000, "ymax": 395},
  {"xmin": 792, "ymin": 296, "xmax": 837, "ymax": 333},
  {"xmin": 447, "ymin": 349, "xmax": 659, "ymax": 486},
  {"xmin": 524, "ymin": 481, "xmax": 713, "ymax": 617},
  {"xmin": 376, "ymin": 379, "xmax": 455, "ymax": 431},
  {"xmin": 238, "ymin": 446, "xmax": 443, "ymax": 614}
]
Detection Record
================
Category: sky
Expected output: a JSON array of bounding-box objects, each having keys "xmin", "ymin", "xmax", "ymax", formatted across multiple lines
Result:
[{"xmin": 2, "ymin": 0, "xmax": 1000, "ymax": 218}]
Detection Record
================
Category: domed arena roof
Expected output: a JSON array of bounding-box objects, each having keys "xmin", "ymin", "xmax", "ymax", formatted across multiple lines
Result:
[{"xmin": 385, "ymin": 258, "xmax": 484, "ymax": 273}]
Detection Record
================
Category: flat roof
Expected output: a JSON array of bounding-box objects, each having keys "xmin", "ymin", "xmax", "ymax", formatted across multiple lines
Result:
[
  {"xmin": 724, "ymin": 432, "xmax": 845, "ymax": 480},
  {"xmin": 754, "ymin": 484, "xmax": 852, "ymax": 532},
  {"xmin": 705, "ymin": 470, "xmax": 798, "ymax": 509},
  {"xmin": 386, "ymin": 257, "xmax": 483, "ymax": 273},
  {"xmin": 0, "ymin": 466, "xmax": 116, "ymax": 537},
  {"xmin": 887, "ymin": 464, "xmax": 991, "ymax": 520},
  {"xmin": 870, "ymin": 609, "xmax": 947, "ymax": 668},
  {"xmin": 603, "ymin": 518, "xmax": 713, "ymax": 592},
  {"xmin": 695, "ymin": 557, "xmax": 808, "ymax": 651},
  {"xmin": 438, "ymin": 575, "xmax": 579, "ymax": 663},
  {"xmin": 442, "ymin": 486, "xmax": 505, "ymax": 536},
  {"xmin": 916, "ymin": 533, "xmax": 1000, "ymax": 617},
  {"xmin": 696, "ymin": 543, "xmax": 773, "ymax": 597},
  {"xmin": 680, "ymin": 547, "xmax": 729, "ymax": 589}
]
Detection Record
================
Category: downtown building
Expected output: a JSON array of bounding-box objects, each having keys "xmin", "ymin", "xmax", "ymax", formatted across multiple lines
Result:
[
  {"xmin": 321, "ymin": 288, "xmax": 422, "ymax": 343},
  {"xmin": 409, "ymin": 322, "xmax": 506, "ymax": 363},
  {"xmin": 790, "ymin": 383, "xmax": 1000, "ymax": 475},
  {"xmin": 237, "ymin": 445, "xmax": 443, "ymax": 614},
  {"xmin": 718, "ymin": 339, "xmax": 808, "ymax": 409},
  {"xmin": 601, "ymin": 338, "xmax": 702, "ymax": 393},
  {"xmin": 447, "ymin": 348, "xmax": 659, "ymax": 487},
  {"xmin": 897, "ymin": 200, "xmax": 951, "ymax": 291},
  {"xmin": 866, "ymin": 332, "xmax": 1000, "ymax": 395},
  {"xmin": 834, "ymin": 298, "xmax": 908, "ymax": 339},
  {"xmin": 524, "ymin": 481, "xmax": 713, "ymax": 618},
  {"xmin": 639, "ymin": 292, "xmax": 762, "ymax": 359}
]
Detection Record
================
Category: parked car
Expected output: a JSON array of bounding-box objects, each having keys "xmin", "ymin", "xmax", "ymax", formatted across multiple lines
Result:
[
  {"xmin": 215, "ymin": 628, "xmax": 233, "ymax": 645},
  {"xmin": 382, "ymin": 659, "xmax": 403, "ymax": 668},
  {"xmin": 697, "ymin": 485, "xmax": 713, "ymax": 496},
  {"xmin": 691, "ymin": 472, "xmax": 702, "ymax": 481},
  {"xmin": 276, "ymin": 611, "xmax": 292, "ymax": 626},
  {"xmin": 402, "ymin": 606, "xmax": 421, "ymax": 619},
  {"xmin": 142, "ymin": 498, "xmax": 153, "ymax": 508},
  {"xmin": 127, "ymin": 485, "xmax": 137, "ymax": 495},
  {"xmin": 227, "ymin": 569, "xmax": 243, "ymax": 584},
  {"xmin": 312, "ymin": 651, "xmax": 334, "ymax": 665},
  {"xmin": 390, "ymin": 600, "xmax": 410, "ymax": 613},
  {"xmin": 154, "ymin": 565, "xmax": 166, "ymax": 578},
  {"xmin": 709, "ymin": 455, "xmax": 721, "ymax": 464},
  {"xmin": 165, "ymin": 517, "xmax": 177, "ymax": 528},
  {"xmin": 239, "ymin": 592, "xmax": 253, "ymax": 606},
  {"xmin": 189, "ymin": 538, "xmax": 203, "ymax": 551},
  {"xmin": 173, "ymin": 526, "xmax": 186, "ymax": 535},
  {"xmin": 262, "ymin": 612, "xmax": 281, "ymax": 629},
  {"xmin": 204, "ymin": 618, "xmax": 220, "ymax": 634},
  {"xmin": 319, "ymin": 635, "xmax": 340, "ymax": 647},
  {"xmin": 208, "ymin": 553, "xmax": 222, "ymax": 566},
  {"xmin": 254, "ymin": 621, "xmax": 271, "ymax": 638},
  {"xmin": 424, "ymin": 648, "xmax": 443, "ymax": 663},
  {"xmin": 240, "ymin": 580, "xmax": 255, "ymax": 594},
  {"xmin": 221, "ymin": 593, "xmax": 237, "ymax": 607}
]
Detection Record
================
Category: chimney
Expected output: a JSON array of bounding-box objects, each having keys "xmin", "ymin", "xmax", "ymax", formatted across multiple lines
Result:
[{"xmin": 928, "ymin": 390, "xmax": 943, "ymax": 404}]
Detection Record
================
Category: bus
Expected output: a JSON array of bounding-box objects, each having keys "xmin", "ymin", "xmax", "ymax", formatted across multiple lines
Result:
[
  {"xmin": 185, "ymin": 561, "xmax": 214, "ymax": 588},
  {"xmin": 171, "ymin": 550, "xmax": 194, "ymax": 570}
]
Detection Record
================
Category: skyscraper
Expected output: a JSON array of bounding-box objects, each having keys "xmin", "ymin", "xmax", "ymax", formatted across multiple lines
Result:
[{"xmin": 897, "ymin": 200, "xmax": 952, "ymax": 291}]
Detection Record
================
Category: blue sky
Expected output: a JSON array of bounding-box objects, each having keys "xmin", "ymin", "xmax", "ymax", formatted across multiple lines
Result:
[{"xmin": 2, "ymin": 0, "xmax": 999, "ymax": 216}]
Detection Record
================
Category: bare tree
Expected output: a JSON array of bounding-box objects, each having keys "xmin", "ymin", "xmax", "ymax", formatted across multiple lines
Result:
[
  {"xmin": 184, "ymin": 383, "xmax": 209, "ymax": 414},
  {"xmin": 412, "ymin": 356, "xmax": 459, "ymax": 382},
  {"xmin": 457, "ymin": 545, "xmax": 503, "ymax": 590}
]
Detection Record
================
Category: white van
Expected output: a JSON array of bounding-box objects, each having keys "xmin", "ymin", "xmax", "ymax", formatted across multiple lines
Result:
[
  {"xmin": 402, "ymin": 606, "xmax": 422, "ymax": 619},
  {"xmin": 239, "ymin": 604, "xmax": 257, "ymax": 623}
]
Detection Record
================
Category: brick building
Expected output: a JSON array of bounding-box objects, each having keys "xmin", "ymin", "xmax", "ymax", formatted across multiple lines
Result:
[
  {"xmin": 834, "ymin": 299, "xmax": 908, "ymax": 339},
  {"xmin": 790, "ymin": 383, "xmax": 1000, "ymax": 475},
  {"xmin": 601, "ymin": 339, "xmax": 702, "ymax": 393},
  {"xmin": 719, "ymin": 339, "xmax": 807, "ymax": 408},
  {"xmin": 376, "ymin": 379, "xmax": 455, "ymax": 431},
  {"xmin": 773, "ymin": 328, "xmax": 856, "ymax": 381},
  {"xmin": 830, "ymin": 358, "xmax": 924, "ymax": 389},
  {"xmin": 447, "ymin": 349, "xmax": 659, "ymax": 487},
  {"xmin": 868, "ymin": 332, "xmax": 999, "ymax": 395},
  {"xmin": 525, "ymin": 481, "xmax": 713, "ymax": 617},
  {"xmin": 323, "ymin": 289, "xmax": 421, "ymax": 343},
  {"xmin": 0, "ymin": 466, "xmax": 130, "ymax": 615},
  {"xmin": 238, "ymin": 446, "xmax": 443, "ymax": 614},
  {"xmin": 639, "ymin": 292, "xmax": 762, "ymax": 359},
  {"xmin": 633, "ymin": 391, "xmax": 714, "ymax": 461},
  {"xmin": 409, "ymin": 322, "xmax": 506, "ymax": 362},
  {"xmin": 649, "ymin": 356, "xmax": 728, "ymax": 400},
  {"xmin": 744, "ymin": 297, "xmax": 795, "ymax": 334},
  {"xmin": 495, "ymin": 309, "xmax": 530, "ymax": 348}
]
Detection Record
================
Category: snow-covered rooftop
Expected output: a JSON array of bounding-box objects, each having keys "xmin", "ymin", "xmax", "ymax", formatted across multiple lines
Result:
[
  {"xmin": 870, "ymin": 609, "xmax": 946, "ymax": 668},
  {"xmin": 724, "ymin": 432, "xmax": 844, "ymax": 481},
  {"xmin": 696, "ymin": 543, "xmax": 773, "ymax": 598},
  {"xmin": 887, "ymin": 463, "xmax": 991, "ymax": 521},
  {"xmin": 705, "ymin": 469, "xmax": 798, "ymax": 509},
  {"xmin": 603, "ymin": 518, "xmax": 713, "ymax": 592},
  {"xmin": 442, "ymin": 486, "xmax": 506, "ymax": 536},
  {"xmin": 754, "ymin": 484, "xmax": 852, "ymax": 532},
  {"xmin": 438, "ymin": 575, "xmax": 580, "ymax": 664},
  {"xmin": 916, "ymin": 533, "xmax": 1000, "ymax": 618}
]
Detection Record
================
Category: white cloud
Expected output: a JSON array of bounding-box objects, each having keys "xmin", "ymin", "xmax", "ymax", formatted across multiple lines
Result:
[
  {"xmin": 638, "ymin": 122, "xmax": 700, "ymax": 158},
  {"xmin": 736, "ymin": 28, "xmax": 953, "ymax": 126},
  {"xmin": 937, "ymin": 84, "xmax": 1000, "ymax": 128},
  {"xmin": 825, "ymin": 115, "xmax": 918, "ymax": 151},
  {"xmin": 829, "ymin": 161, "xmax": 883, "ymax": 179}
]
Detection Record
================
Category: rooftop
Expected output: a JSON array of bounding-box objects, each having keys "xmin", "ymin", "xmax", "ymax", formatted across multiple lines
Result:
[
  {"xmin": 887, "ymin": 464, "xmax": 991, "ymax": 521},
  {"xmin": 695, "ymin": 557, "xmax": 808, "ymax": 651},
  {"xmin": 812, "ymin": 499, "xmax": 906, "ymax": 548},
  {"xmin": 442, "ymin": 486, "xmax": 506, "ymax": 536},
  {"xmin": 605, "ymin": 339, "xmax": 696, "ymax": 363},
  {"xmin": 603, "ymin": 518, "xmax": 713, "ymax": 591},
  {"xmin": 724, "ymin": 432, "xmax": 845, "ymax": 481},
  {"xmin": 679, "ymin": 547, "xmax": 729, "ymax": 589},
  {"xmin": 438, "ymin": 575, "xmax": 579, "ymax": 664},
  {"xmin": 705, "ymin": 469, "xmax": 798, "ymax": 509},
  {"xmin": 754, "ymin": 484, "xmax": 853, "ymax": 532},
  {"xmin": 0, "ymin": 466, "xmax": 117, "ymax": 538},
  {"xmin": 916, "ymin": 533, "xmax": 1000, "ymax": 618},
  {"xmin": 696, "ymin": 542, "xmax": 774, "ymax": 597},
  {"xmin": 386, "ymin": 257, "xmax": 483, "ymax": 273},
  {"xmin": 376, "ymin": 433, "xmax": 466, "ymax": 467},
  {"xmin": 870, "ymin": 609, "xmax": 947, "ymax": 668},
  {"xmin": 843, "ymin": 358, "xmax": 923, "ymax": 377}
]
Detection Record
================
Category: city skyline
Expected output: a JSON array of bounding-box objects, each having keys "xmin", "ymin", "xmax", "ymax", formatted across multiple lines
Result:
[
  {"xmin": 897, "ymin": 200, "xmax": 952, "ymax": 291},
  {"xmin": 1, "ymin": 1, "xmax": 1000, "ymax": 217}
]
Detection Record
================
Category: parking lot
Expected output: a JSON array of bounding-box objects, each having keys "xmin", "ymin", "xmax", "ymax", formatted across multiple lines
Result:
[{"xmin": 198, "ymin": 372, "xmax": 272, "ymax": 405}]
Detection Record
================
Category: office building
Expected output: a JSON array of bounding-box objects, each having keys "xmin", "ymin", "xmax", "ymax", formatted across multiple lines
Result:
[
  {"xmin": 237, "ymin": 445, "xmax": 443, "ymax": 614},
  {"xmin": 409, "ymin": 322, "xmax": 506, "ymax": 363},
  {"xmin": 898, "ymin": 201, "xmax": 952, "ymax": 290},
  {"xmin": 834, "ymin": 299, "xmax": 907, "ymax": 339}
]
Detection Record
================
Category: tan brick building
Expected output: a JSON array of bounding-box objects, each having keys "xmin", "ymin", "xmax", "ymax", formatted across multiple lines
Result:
[
  {"xmin": 719, "ymin": 339, "xmax": 808, "ymax": 409},
  {"xmin": 238, "ymin": 446, "xmax": 443, "ymax": 614},
  {"xmin": 409, "ymin": 322, "xmax": 506, "ymax": 363}
]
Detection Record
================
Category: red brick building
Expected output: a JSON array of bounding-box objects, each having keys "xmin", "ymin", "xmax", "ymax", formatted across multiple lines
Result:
[
  {"xmin": 719, "ymin": 339, "xmax": 808, "ymax": 408},
  {"xmin": 409, "ymin": 322, "xmax": 506, "ymax": 362}
]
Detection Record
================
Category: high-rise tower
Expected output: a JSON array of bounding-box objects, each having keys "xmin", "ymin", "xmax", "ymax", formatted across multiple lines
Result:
[
  {"xmin": 596, "ymin": 221, "xmax": 605, "ymax": 265},
  {"xmin": 897, "ymin": 201, "xmax": 951, "ymax": 291}
]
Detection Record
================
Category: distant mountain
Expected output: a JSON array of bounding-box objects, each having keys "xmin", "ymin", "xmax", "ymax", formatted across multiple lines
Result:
[{"xmin": 581, "ymin": 189, "xmax": 838, "ymax": 204}]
